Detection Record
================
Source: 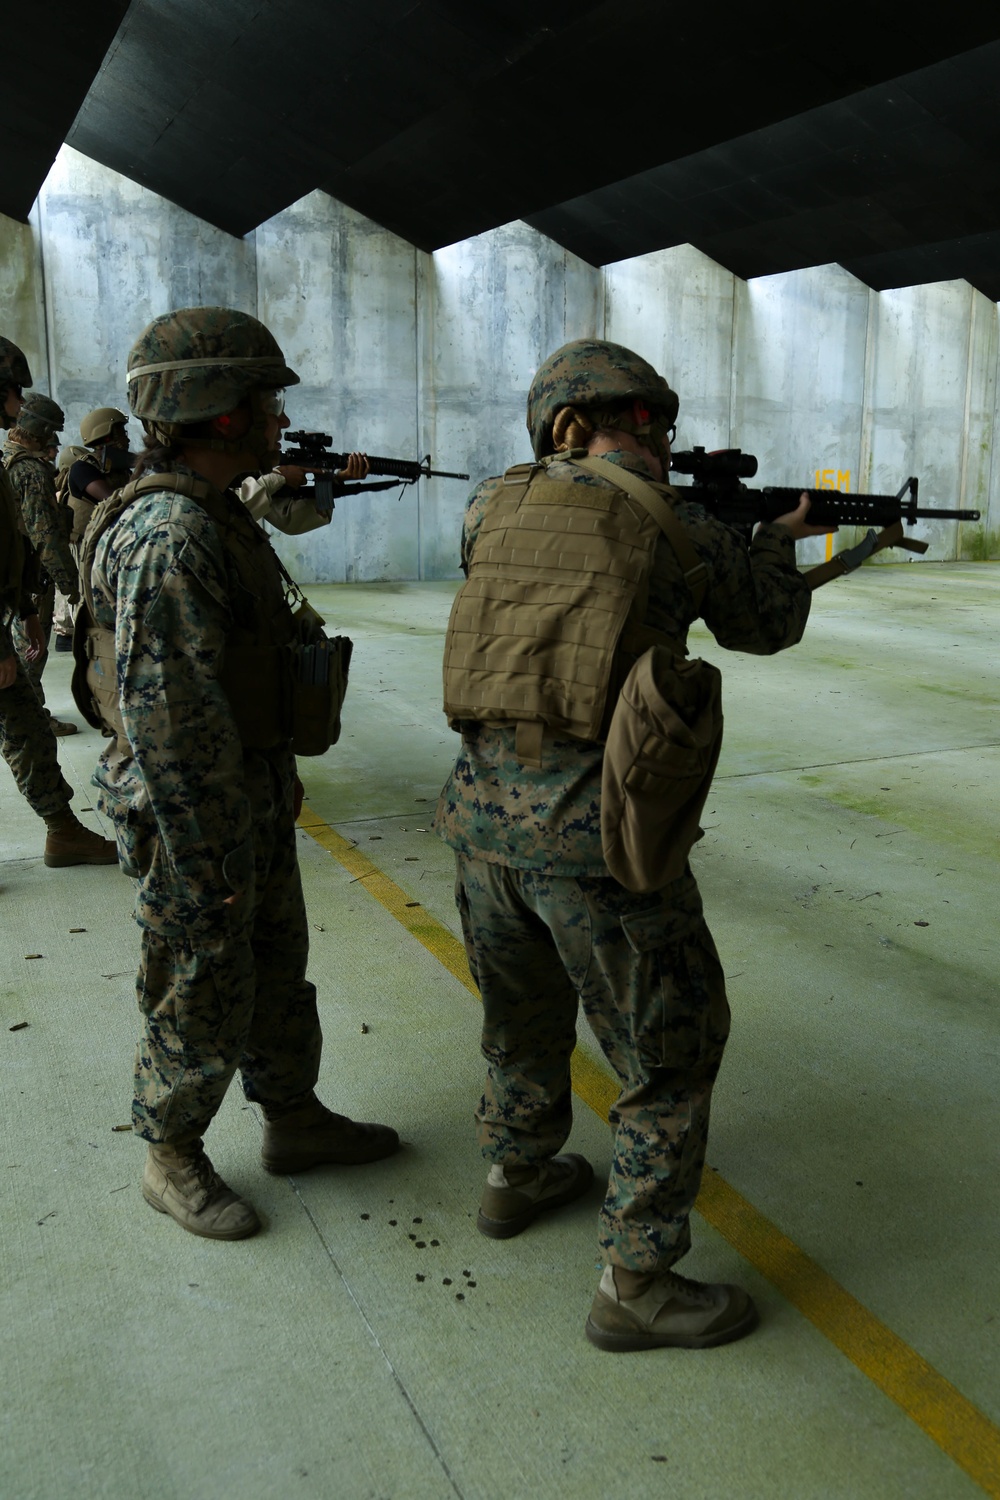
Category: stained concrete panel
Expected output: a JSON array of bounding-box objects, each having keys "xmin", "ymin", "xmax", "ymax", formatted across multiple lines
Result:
[
  {"xmin": 0, "ymin": 212, "xmax": 48, "ymax": 391},
  {"xmin": 863, "ymin": 281, "xmax": 979, "ymax": 563},
  {"xmin": 13, "ymin": 146, "xmax": 1000, "ymax": 583},
  {"xmin": 733, "ymin": 264, "xmax": 871, "ymax": 566},
  {"xmin": 603, "ymin": 243, "xmax": 736, "ymax": 447},
  {"xmin": 256, "ymin": 190, "xmax": 420, "ymax": 583},
  {"xmin": 34, "ymin": 146, "xmax": 256, "ymax": 450},
  {"xmin": 417, "ymin": 221, "xmax": 603, "ymax": 579},
  {"xmin": 959, "ymin": 292, "xmax": 999, "ymax": 558}
]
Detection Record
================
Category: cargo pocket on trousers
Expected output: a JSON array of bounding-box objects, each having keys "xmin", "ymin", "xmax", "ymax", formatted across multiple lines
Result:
[
  {"xmin": 453, "ymin": 868, "xmax": 481, "ymax": 988},
  {"xmin": 619, "ymin": 907, "xmax": 727, "ymax": 1074}
]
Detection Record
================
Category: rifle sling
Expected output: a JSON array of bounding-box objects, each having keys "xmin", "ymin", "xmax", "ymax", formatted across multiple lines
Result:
[
  {"xmin": 804, "ymin": 522, "xmax": 929, "ymax": 591},
  {"xmin": 570, "ymin": 457, "xmax": 708, "ymax": 612}
]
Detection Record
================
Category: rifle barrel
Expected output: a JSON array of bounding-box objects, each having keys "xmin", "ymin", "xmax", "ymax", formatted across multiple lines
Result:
[
  {"xmin": 905, "ymin": 507, "xmax": 981, "ymax": 521},
  {"xmin": 284, "ymin": 448, "xmax": 468, "ymax": 482},
  {"xmin": 762, "ymin": 488, "xmax": 979, "ymax": 525}
]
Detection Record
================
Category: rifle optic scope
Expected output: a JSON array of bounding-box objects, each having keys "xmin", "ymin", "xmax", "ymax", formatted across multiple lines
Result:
[{"xmin": 671, "ymin": 447, "xmax": 758, "ymax": 481}]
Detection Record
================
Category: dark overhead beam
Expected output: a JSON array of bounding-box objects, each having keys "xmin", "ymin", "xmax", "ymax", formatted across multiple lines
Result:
[
  {"xmin": 841, "ymin": 230, "xmax": 1000, "ymax": 304},
  {"xmin": 3, "ymin": 0, "xmax": 131, "ymax": 223},
  {"xmin": 318, "ymin": 7, "xmax": 1000, "ymax": 251},
  {"xmin": 525, "ymin": 41, "xmax": 1000, "ymax": 305},
  {"xmin": 64, "ymin": 0, "xmax": 1000, "ymax": 248},
  {"xmin": 67, "ymin": 0, "xmax": 601, "ymax": 238}
]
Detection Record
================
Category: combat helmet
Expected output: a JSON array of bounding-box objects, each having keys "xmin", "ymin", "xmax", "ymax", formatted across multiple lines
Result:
[
  {"xmin": 57, "ymin": 443, "xmax": 90, "ymax": 473},
  {"xmin": 80, "ymin": 406, "xmax": 129, "ymax": 446},
  {"xmin": 16, "ymin": 391, "xmax": 64, "ymax": 444},
  {"xmin": 126, "ymin": 306, "xmax": 299, "ymax": 463},
  {"xmin": 526, "ymin": 339, "xmax": 679, "ymax": 462},
  {"xmin": 0, "ymin": 337, "xmax": 32, "ymax": 429}
]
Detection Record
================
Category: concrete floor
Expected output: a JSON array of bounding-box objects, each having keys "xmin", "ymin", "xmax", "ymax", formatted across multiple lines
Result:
[{"xmin": 1, "ymin": 564, "xmax": 997, "ymax": 1500}]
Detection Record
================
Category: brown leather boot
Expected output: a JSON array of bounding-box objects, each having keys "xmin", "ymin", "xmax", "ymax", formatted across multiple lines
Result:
[
  {"xmin": 477, "ymin": 1154, "xmax": 594, "ymax": 1239},
  {"xmin": 143, "ymin": 1139, "xmax": 260, "ymax": 1240},
  {"xmin": 43, "ymin": 811, "xmax": 118, "ymax": 867},
  {"xmin": 585, "ymin": 1264, "xmax": 758, "ymax": 1351},
  {"xmin": 261, "ymin": 1095, "xmax": 400, "ymax": 1173}
]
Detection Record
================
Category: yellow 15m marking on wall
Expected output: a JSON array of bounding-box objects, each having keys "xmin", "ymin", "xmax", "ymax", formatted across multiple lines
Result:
[
  {"xmin": 814, "ymin": 469, "xmax": 851, "ymax": 559},
  {"xmin": 814, "ymin": 468, "xmax": 851, "ymax": 491}
]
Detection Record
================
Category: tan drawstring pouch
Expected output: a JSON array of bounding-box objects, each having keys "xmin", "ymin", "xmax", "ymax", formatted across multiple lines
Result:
[{"xmin": 601, "ymin": 645, "xmax": 723, "ymax": 890}]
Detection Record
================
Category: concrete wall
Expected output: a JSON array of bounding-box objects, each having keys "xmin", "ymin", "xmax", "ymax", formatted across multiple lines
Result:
[
  {"xmin": 0, "ymin": 215, "xmax": 47, "ymax": 392},
  {"xmin": 604, "ymin": 242, "xmax": 736, "ymax": 450},
  {"xmin": 27, "ymin": 148, "xmax": 256, "ymax": 451},
  {"xmin": 418, "ymin": 221, "xmax": 603, "ymax": 579},
  {"xmin": 863, "ymin": 280, "xmax": 997, "ymax": 561},
  {"xmin": 2, "ymin": 144, "xmax": 998, "ymax": 578},
  {"xmin": 257, "ymin": 191, "xmax": 421, "ymax": 583}
]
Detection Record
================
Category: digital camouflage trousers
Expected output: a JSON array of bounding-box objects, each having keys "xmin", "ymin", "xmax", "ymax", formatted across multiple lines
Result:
[
  {"xmin": 129, "ymin": 753, "xmax": 322, "ymax": 1142},
  {"xmin": 11, "ymin": 582, "xmax": 54, "ymax": 709},
  {"xmin": 0, "ymin": 648, "xmax": 72, "ymax": 820},
  {"xmin": 455, "ymin": 853, "xmax": 730, "ymax": 1273}
]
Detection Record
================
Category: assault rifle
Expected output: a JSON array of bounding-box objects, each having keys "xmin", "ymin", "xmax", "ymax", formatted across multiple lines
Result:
[
  {"xmin": 283, "ymin": 430, "xmax": 469, "ymax": 514},
  {"xmin": 669, "ymin": 447, "xmax": 981, "ymax": 587}
]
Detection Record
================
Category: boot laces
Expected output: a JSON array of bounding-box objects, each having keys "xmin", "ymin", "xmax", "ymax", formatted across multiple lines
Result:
[
  {"xmin": 165, "ymin": 1148, "xmax": 220, "ymax": 1199},
  {"xmin": 659, "ymin": 1270, "xmax": 716, "ymax": 1307}
]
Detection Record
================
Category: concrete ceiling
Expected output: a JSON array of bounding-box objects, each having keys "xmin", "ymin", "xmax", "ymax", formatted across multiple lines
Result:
[{"xmin": 12, "ymin": 2, "xmax": 1000, "ymax": 300}]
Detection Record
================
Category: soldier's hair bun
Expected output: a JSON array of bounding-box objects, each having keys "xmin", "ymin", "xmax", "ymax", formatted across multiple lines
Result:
[{"xmin": 551, "ymin": 406, "xmax": 595, "ymax": 451}]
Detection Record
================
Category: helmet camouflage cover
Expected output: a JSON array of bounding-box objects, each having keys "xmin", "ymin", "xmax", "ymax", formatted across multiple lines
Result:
[
  {"xmin": 0, "ymin": 335, "xmax": 32, "ymax": 393},
  {"xmin": 126, "ymin": 306, "xmax": 299, "ymax": 437},
  {"xmin": 80, "ymin": 406, "xmax": 129, "ymax": 446},
  {"xmin": 17, "ymin": 391, "xmax": 65, "ymax": 443},
  {"xmin": 526, "ymin": 338, "xmax": 679, "ymax": 460}
]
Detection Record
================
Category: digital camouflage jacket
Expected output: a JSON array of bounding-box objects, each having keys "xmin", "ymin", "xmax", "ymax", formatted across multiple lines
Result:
[
  {"xmin": 2, "ymin": 439, "xmax": 77, "ymax": 600},
  {"xmin": 89, "ymin": 470, "xmax": 267, "ymax": 943}
]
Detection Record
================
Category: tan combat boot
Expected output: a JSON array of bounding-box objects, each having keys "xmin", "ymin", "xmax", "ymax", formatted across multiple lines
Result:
[
  {"xmin": 261, "ymin": 1095, "xmax": 400, "ymax": 1173},
  {"xmin": 43, "ymin": 811, "xmax": 118, "ymax": 867},
  {"xmin": 142, "ymin": 1139, "xmax": 260, "ymax": 1240},
  {"xmin": 585, "ymin": 1264, "xmax": 758, "ymax": 1351},
  {"xmin": 477, "ymin": 1153, "xmax": 594, "ymax": 1239}
]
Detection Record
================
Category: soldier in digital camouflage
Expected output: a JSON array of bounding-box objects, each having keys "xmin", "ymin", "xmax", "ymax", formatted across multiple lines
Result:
[
  {"xmin": 434, "ymin": 338, "xmax": 832, "ymax": 1351},
  {"xmin": 84, "ymin": 306, "xmax": 399, "ymax": 1242},
  {"xmin": 0, "ymin": 336, "xmax": 117, "ymax": 866},
  {"xmin": 3, "ymin": 388, "xmax": 80, "ymax": 733}
]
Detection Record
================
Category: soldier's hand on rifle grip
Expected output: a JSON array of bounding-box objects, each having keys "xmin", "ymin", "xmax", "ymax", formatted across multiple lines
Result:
[
  {"xmin": 276, "ymin": 464, "xmax": 309, "ymax": 489},
  {"xmin": 769, "ymin": 492, "xmax": 838, "ymax": 540},
  {"xmin": 335, "ymin": 451, "xmax": 369, "ymax": 481}
]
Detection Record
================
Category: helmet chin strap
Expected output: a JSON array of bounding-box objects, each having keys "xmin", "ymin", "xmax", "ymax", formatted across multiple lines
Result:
[
  {"xmin": 632, "ymin": 409, "xmax": 675, "ymax": 474},
  {"xmin": 578, "ymin": 401, "xmax": 674, "ymax": 474},
  {"xmin": 147, "ymin": 391, "xmax": 278, "ymax": 469}
]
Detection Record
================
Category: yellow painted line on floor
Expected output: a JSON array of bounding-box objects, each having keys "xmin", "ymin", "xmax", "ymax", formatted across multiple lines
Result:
[
  {"xmin": 298, "ymin": 805, "xmax": 478, "ymax": 995},
  {"xmin": 299, "ymin": 802, "xmax": 1000, "ymax": 1498}
]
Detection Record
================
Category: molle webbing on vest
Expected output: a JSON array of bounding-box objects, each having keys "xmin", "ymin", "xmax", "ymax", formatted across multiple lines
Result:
[
  {"xmin": 74, "ymin": 472, "xmax": 294, "ymax": 753},
  {"xmin": 442, "ymin": 466, "xmax": 684, "ymax": 757},
  {"xmin": 68, "ymin": 495, "xmax": 95, "ymax": 546},
  {"xmin": 570, "ymin": 456, "xmax": 709, "ymax": 611}
]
